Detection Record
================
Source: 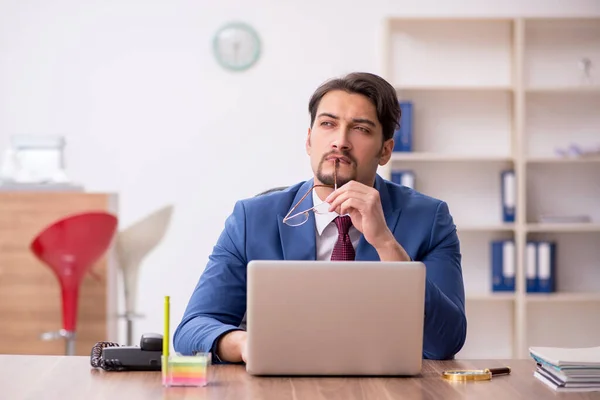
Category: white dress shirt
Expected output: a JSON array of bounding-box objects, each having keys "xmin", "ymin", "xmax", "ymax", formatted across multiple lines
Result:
[{"xmin": 312, "ymin": 189, "xmax": 361, "ymax": 260}]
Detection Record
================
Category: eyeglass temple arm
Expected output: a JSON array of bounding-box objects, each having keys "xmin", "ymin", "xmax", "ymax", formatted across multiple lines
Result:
[
  {"xmin": 282, "ymin": 189, "xmax": 314, "ymax": 222},
  {"xmin": 334, "ymin": 159, "xmax": 338, "ymax": 190},
  {"xmin": 284, "ymin": 207, "xmax": 317, "ymax": 221},
  {"xmin": 282, "ymin": 183, "xmax": 335, "ymax": 222}
]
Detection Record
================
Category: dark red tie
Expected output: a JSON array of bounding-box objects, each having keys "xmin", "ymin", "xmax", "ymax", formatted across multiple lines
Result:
[{"xmin": 331, "ymin": 216, "xmax": 355, "ymax": 261}]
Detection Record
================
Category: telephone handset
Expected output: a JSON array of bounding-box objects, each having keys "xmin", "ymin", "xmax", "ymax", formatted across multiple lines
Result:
[{"xmin": 90, "ymin": 333, "xmax": 163, "ymax": 371}]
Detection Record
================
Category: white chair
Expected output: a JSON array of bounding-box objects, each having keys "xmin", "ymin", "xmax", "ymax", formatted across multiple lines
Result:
[{"xmin": 116, "ymin": 205, "xmax": 173, "ymax": 345}]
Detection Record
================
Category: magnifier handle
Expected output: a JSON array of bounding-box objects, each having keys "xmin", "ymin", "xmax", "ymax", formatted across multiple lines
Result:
[{"xmin": 487, "ymin": 367, "xmax": 511, "ymax": 376}]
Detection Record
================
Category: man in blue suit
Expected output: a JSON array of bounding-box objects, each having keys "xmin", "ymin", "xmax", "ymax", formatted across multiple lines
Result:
[{"xmin": 174, "ymin": 72, "xmax": 467, "ymax": 363}]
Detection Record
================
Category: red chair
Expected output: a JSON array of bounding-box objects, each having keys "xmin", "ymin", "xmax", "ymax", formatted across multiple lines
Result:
[{"xmin": 30, "ymin": 211, "xmax": 118, "ymax": 355}]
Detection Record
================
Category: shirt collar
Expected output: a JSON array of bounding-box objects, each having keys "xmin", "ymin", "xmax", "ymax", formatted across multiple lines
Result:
[{"xmin": 312, "ymin": 188, "xmax": 339, "ymax": 236}]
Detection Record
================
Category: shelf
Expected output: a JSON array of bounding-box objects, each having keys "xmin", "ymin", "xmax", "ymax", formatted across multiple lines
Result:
[
  {"xmin": 525, "ymin": 86, "xmax": 600, "ymax": 94},
  {"xmin": 526, "ymin": 223, "xmax": 600, "ymax": 233},
  {"xmin": 526, "ymin": 293, "xmax": 600, "ymax": 302},
  {"xmin": 526, "ymin": 301, "xmax": 600, "ymax": 351},
  {"xmin": 391, "ymin": 153, "xmax": 513, "ymax": 163},
  {"xmin": 524, "ymin": 18, "xmax": 600, "ymax": 89},
  {"xmin": 384, "ymin": 16, "xmax": 600, "ymax": 360},
  {"xmin": 526, "ymin": 164, "xmax": 600, "ymax": 227},
  {"xmin": 394, "ymin": 90, "xmax": 512, "ymax": 155},
  {"xmin": 457, "ymin": 298, "xmax": 514, "ymax": 359},
  {"xmin": 525, "ymin": 91, "xmax": 600, "ymax": 158},
  {"xmin": 457, "ymin": 224, "xmax": 515, "ymax": 232},
  {"xmin": 397, "ymin": 85, "xmax": 513, "ymax": 92},
  {"xmin": 392, "ymin": 162, "xmax": 513, "ymax": 226},
  {"xmin": 388, "ymin": 19, "xmax": 512, "ymax": 88},
  {"xmin": 468, "ymin": 293, "xmax": 600, "ymax": 302},
  {"xmin": 467, "ymin": 293, "xmax": 515, "ymax": 301},
  {"xmin": 526, "ymin": 156, "xmax": 600, "ymax": 164}
]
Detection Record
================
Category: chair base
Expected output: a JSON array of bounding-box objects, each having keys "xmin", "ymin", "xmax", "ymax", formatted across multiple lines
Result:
[
  {"xmin": 40, "ymin": 329, "xmax": 76, "ymax": 356},
  {"xmin": 118, "ymin": 312, "xmax": 145, "ymax": 346}
]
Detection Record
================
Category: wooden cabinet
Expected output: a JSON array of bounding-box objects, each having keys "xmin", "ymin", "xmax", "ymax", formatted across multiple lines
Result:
[{"xmin": 0, "ymin": 192, "xmax": 118, "ymax": 355}]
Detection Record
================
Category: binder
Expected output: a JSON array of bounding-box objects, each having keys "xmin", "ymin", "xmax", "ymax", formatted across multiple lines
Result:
[
  {"xmin": 526, "ymin": 241, "xmax": 538, "ymax": 293},
  {"xmin": 537, "ymin": 241, "xmax": 556, "ymax": 293},
  {"xmin": 391, "ymin": 170, "xmax": 415, "ymax": 189},
  {"xmin": 393, "ymin": 101, "xmax": 413, "ymax": 152},
  {"xmin": 501, "ymin": 170, "xmax": 516, "ymax": 223},
  {"xmin": 491, "ymin": 240, "xmax": 515, "ymax": 292}
]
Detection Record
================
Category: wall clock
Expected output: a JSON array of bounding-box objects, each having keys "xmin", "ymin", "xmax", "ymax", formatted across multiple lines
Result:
[{"xmin": 213, "ymin": 22, "xmax": 261, "ymax": 71}]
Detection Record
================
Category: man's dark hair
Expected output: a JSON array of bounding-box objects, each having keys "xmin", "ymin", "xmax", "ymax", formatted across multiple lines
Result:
[{"xmin": 308, "ymin": 72, "xmax": 401, "ymax": 142}]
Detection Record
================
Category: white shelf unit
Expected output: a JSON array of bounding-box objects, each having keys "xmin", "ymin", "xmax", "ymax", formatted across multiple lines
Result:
[{"xmin": 380, "ymin": 17, "xmax": 600, "ymax": 359}]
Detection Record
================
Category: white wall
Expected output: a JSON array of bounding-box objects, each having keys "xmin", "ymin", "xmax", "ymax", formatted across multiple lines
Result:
[{"xmin": 1, "ymin": 0, "xmax": 599, "ymax": 345}]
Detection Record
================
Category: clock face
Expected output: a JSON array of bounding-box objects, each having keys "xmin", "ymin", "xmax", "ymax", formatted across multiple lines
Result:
[{"xmin": 213, "ymin": 22, "xmax": 261, "ymax": 71}]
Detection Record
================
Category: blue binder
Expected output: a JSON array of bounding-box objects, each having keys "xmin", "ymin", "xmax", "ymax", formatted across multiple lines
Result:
[
  {"xmin": 526, "ymin": 241, "xmax": 539, "ymax": 293},
  {"xmin": 501, "ymin": 170, "xmax": 516, "ymax": 223},
  {"xmin": 491, "ymin": 240, "xmax": 515, "ymax": 292},
  {"xmin": 391, "ymin": 170, "xmax": 415, "ymax": 189},
  {"xmin": 537, "ymin": 241, "xmax": 556, "ymax": 293},
  {"xmin": 393, "ymin": 101, "xmax": 413, "ymax": 152}
]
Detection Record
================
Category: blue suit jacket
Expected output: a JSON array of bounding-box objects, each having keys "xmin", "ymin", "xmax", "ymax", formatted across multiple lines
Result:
[{"xmin": 174, "ymin": 174, "xmax": 467, "ymax": 360}]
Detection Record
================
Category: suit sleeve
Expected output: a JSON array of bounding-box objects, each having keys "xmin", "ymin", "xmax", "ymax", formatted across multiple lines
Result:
[
  {"xmin": 421, "ymin": 201, "xmax": 467, "ymax": 360},
  {"xmin": 173, "ymin": 201, "xmax": 248, "ymax": 359}
]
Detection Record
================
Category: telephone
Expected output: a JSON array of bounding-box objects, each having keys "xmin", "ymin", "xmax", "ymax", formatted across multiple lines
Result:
[{"xmin": 90, "ymin": 333, "xmax": 163, "ymax": 371}]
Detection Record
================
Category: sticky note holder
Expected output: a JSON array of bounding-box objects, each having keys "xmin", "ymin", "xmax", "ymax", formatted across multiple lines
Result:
[{"xmin": 162, "ymin": 353, "xmax": 210, "ymax": 387}]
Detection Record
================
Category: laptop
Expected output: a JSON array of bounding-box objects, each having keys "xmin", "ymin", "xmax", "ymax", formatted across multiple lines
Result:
[{"xmin": 245, "ymin": 260, "xmax": 426, "ymax": 376}]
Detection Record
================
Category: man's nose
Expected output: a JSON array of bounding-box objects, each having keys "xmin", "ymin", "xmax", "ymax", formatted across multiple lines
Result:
[{"xmin": 331, "ymin": 129, "xmax": 352, "ymax": 151}]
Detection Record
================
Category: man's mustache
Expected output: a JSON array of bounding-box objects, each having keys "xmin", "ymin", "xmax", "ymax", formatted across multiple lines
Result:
[{"xmin": 320, "ymin": 150, "xmax": 356, "ymax": 166}]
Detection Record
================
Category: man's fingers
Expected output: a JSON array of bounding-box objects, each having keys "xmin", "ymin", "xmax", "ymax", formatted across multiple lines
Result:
[
  {"xmin": 328, "ymin": 190, "xmax": 368, "ymax": 212},
  {"xmin": 339, "ymin": 198, "xmax": 367, "ymax": 216},
  {"xmin": 325, "ymin": 182, "xmax": 372, "ymax": 203},
  {"xmin": 328, "ymin": 191, "xmax": 353, "ymax": 212}
]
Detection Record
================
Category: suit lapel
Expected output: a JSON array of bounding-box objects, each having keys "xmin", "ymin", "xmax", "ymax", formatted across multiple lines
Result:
[
  {"xmin": 277, "ymin": 180, "xmax": 317, "ymax": 260},
  {"xmin": 355, "ymin": 174, "xmax": 402, "ymax": 261}
]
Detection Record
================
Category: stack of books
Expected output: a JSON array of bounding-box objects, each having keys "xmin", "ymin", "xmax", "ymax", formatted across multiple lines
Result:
[{"xmin": 530, "ymin": 346, "xmax": 600, "ymax": 392}]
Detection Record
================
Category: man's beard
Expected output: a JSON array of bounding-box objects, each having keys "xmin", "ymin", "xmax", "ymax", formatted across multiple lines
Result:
[{"xmin": 316, "ymin": 151, "xmax": 357, "ymax": 187}]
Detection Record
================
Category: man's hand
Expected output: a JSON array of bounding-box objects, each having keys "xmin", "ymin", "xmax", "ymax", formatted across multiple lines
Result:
[
  {"xmin": 241, "ymin": 336, "xmax": 248, "ymax": 363},
  {"xmin": 325, "ymin": 180, "xmax": 392, "ymax": 248},
  {"xmin": 216, "ymin": 330, "xmax": 247, "ymax": 363},
  {"xmin": 325, "ymin": 180, "xmax": 410, "ymax": 261}
]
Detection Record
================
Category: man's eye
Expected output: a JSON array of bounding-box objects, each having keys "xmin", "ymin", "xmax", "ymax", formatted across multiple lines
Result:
[{"xmin": 321, "ymin": 121, "xmax": 333, "ymax": 126}]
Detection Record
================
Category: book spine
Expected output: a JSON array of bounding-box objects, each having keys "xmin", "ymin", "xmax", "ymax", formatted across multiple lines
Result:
[
  {"xmin": 391, "ymin": 170, "xmax": 415, "ymax": 189},
  {"xmin": 501, "ymin": 170, "xmax": 516, "ymax": 223},
  {"xmin": 393, "ymin": 101, "xmax": 413, "ymax": 152},
  {"xmin": 526, "ymin": 241, "xmax": 539, "ymax": 293},
  {"xmin": 537, "ymin": 241, "xmax": 556, "ymax": 293},
  {"xmin": 492, "ymin": 240, "xmax": 515, "ymax": 292}
]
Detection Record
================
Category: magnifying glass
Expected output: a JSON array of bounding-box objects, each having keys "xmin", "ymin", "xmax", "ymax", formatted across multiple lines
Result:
[{"xmin": 442, "ymin": 366, "xmax": 511, "ymax": 382}]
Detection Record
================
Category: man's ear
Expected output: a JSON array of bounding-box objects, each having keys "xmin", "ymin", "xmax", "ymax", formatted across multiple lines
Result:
[
  {"xmin": 305, "ymin": 128, "xmax": 312, "ymax": 156},
  {"xmin": 378, "ymin": 138, "xmax": 394, "ymax": 166}
]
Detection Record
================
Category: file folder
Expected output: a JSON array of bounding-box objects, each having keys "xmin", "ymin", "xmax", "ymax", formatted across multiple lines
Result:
[
  {"xmin": 491, "ymin": 240, "xmax": 515, "ymax": 292},
  {"xmin": 391, "ymin": 170, "xmax": 415, "ymax": 189},
  {"xmin": 526, "ymin": 241, "xmax": 538, "ymax": 293},
  {"xmin": 393, "ymin": 101, "xmax": 413, "ymax": 152},
  {"xmin": 537, "ymin": 241, "xmax": 556, "ymax": 293},
  {"xmin": 501, "ymin": 170, "xmax": 515, "ymax": 223}
]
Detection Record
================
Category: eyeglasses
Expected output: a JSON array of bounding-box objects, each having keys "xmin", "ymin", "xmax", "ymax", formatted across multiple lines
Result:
[
  {"xmin": 282, "ymin": 184, "xmax": 336, "ymax": 226},
  {"xmin": 282, "ymin": 159, "xmax": 341, "ymax": 227}
]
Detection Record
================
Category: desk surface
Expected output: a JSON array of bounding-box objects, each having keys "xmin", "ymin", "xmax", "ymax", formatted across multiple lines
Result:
[{"xmin": 2, "ymin": 355, "xmax": 596, "ymax": 400}]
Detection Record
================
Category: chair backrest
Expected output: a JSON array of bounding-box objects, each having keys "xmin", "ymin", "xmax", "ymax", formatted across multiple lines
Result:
[
  {"xmin": 117, "ymin": 204, "xmax": 173, "ymax": 265},
  {"xmin": 116, "ymin": 204, "xmax": 174, "ymax": 314},
  {"xmin": 255, "ymin": 186, "xmax": 288, "ymax": 197}
]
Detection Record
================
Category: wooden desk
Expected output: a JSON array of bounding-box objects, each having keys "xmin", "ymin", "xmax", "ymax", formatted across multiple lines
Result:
[{"xmin": 2, "ymin": 355, "xmax": 596, "ymax": 399}]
